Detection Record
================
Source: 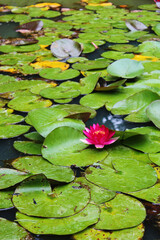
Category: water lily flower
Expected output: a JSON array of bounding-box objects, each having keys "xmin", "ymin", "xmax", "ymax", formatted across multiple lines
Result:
[
  {"xmin": 154, "ymin": 0, "xmax": 160, "ymax": 8},
  {"xmin": 81, "ymin": 123, "xmax": 119, "ymax": 149}
]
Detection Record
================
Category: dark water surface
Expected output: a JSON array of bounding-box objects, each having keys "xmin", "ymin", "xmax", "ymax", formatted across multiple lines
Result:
[{"xmin": 0, "ymin": 0, "xmax": 159, "ymax": 239}]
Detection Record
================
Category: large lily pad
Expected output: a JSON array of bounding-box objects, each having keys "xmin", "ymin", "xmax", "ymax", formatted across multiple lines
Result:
[
  {"xmin": 95, "ymin": 194, "xmax": 146, "ymax": 230},
  {"xmin": 146, "ymin": 100, "xmax": 160, "ymax": 129},
  {"xmin": 13, "ymin": 175, "xmax": 90, "ymax": 217},
  {"xmin": 16, "ymin": 203, "xmax": 100, "ymax": 235},
  {"xmin": 107, "ymin": 59, "xmax": 144, "ymax": 78},
  {"xmin": 72, "ymin": 58, "xmax": 110, "ymax": 71},
  {"xmin": 39, "ymin": 68, "xmax": 80, "ymax": 80},
  {"xmin": 137, "ymin": 41, "xmax": 160, "ymax": 57},
  {"xmin": 12, "ymin": 156, "xmax": 75, "ymax": 183},
  {"xmin": 0, "ymin": 218, "xmax": 32, "ymax": 240},
  {"xmin": 0, "ymin": 168, "xmax": 30, "ymax": 189},
  {"xmin": 73, "ymin": 224, "xmax": 144, "ymax": 240},
  {"xmin": 85, "ymin": 158, "xmax": 157, "ymax": 192}
]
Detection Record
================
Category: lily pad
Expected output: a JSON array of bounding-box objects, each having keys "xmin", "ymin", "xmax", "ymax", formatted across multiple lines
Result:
[
  {"xmin": 72, "ymin": 58, "xmax": 110, "ymax": 71},
  {"xmin": 107, "ymin": 59, "xmax": 144, "ymax": 78},
  {"xmin": 0, "ymin": 218, "xmax": 32, "ymax": 240},
  {"xmin": 73, "ymin": 224, "xmax": 144, "ymax": 240},
  {"xmin": 130, "ymin": 183, "xmax": 160, "ymax": 204},
  {"xmin": 0, "ymin": 190, "xmax": 14, "ymax": 209},
  {"xmin": 13, "ymin": 175, "xmax": 89, "ymax": 217},
  {"xmin": 0, "ymin": 124, "xmax": 30, "ymax": 139},
  {"xmin": 149, "ymin": 153, "xmax": 160, "ymax": 166},
  {"xmin": 0, "ymin": 168, "xmax": 30, "ymax": 189},
  {"xmin": 125, "ymin": 20, "xmax": 147, "ymax": 32},
  {"xmin": 0, "ymin": 44, "xmax": 40, "ymax": 53},
  {"xmin": 39, "ymin": 68, "xmax": 80, "ymax": 80},
  {"xmin": 14, "ymin": 141, "xmax": 42, "ymax": 155},
  {"xmin": 101, "ymin": 51, "xmax": 134, "ymax": 60},
  {"xmin": 16, "ymin": 203, "xmax": 100, "ymax": 235},
  {"xmin": 85, "ymin": 158, "xmax": 157, "ymax": 192},
  {"xmin": 0, "ymin": 110, "xmax": 24, "ymax": 124},
  {"xmin": 137, "ymin": 41, "xmax": 160, "ymax": 58},
  {"xmin": 95, "ymin": 194, "xmax": 146, "ymax": 230},
  {"xmin": 12, "ymin": 156, "xmax": 75, "ymax": 183},
  {"xmin": 51, "ymin": 39, "xmax": 82, "ymax": 58},
  {"xmin": 75, "ymin": 177, "xmax": 115, "ymax": 204},
  {"xmin": 24, "ymin": 132, "xmax": 44, "ymax": 142},
  {"xmin": 146, "ymin": 100, "xmax": 160, "ymax": 129}
]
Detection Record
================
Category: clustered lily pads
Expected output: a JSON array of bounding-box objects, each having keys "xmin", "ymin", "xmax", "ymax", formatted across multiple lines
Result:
[{"xmin": 0, "ymin": 0, "xmax": 160, "ymax": 239}]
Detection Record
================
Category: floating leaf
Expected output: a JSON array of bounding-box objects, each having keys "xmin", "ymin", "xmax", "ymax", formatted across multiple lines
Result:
[
  {"xmin": 75, "ymin": 177, "xmax": 115, "ymax": 204},
  {"xmin": 101, "ymin": 51, "xmax": 134, "ymax": 60},
  {"xmin": 85, "ymin": 158, "xmax": 157, "ymax": 192},
  {"xmin": 0, "ymin": 44, "xmax": 40, "ymax": 53},
  {"xmin": 95, "ymin": 194, "xmax": 146, "ymax": 230},
  {"xmin": 72, "ymin": 58, "xmax": 110, "ymax": 71},
  {"xmin": 146, "ymin": 100, "xmax": 160, "ymax": 129},
  {"xmin": 149, "ymin": 153, "xmax": 160, "ymax": 166},
  {"xmin": 0, "ymin": 110, "xmax": 24, "ymax": 124},
  {"xmin": 12, "ymin": 156, "xmax": 75, "ymax": 183},
  {"xmin": 73, "ymin": 224, "xmax": 144, "ymax": 240},
  {"xmin": 14, "ymin": 141, "xmax": 42, "ymax": 155},
  {"xmin": 16, "ymin": 20, "xmax": 43, "ymax": 34},
  {"xmin": 13, "ymin": 175, "xmax": 89, "ymax": 217},
  {"xmin": 153, "ymin": 22, "xmax": 160, "ymax": 36},
  {"xmin": 24, "ymin": 132, "xmax": 44, "ymax": 142},
  {"xmin": 51, "ymin": 39, "xmax": 82, "ymax": 58},
  {"xmin": 0, "ymin": 168, "xmax": 30, "ymax": 190},
  {"xmin": 0, "ymin": 218, "xmax": 32, "ymax": 240},
  {"xmin": 30, "ymin": 60, "xmax": 69, "ymax": 70},
  {"xmin": 137, "ymin": 41, "xmax": 160, "ymax": 58},
  {"xmin": 0, "ymin": 125, "xmax": 30, "ymax": 139},
  {"xmin": 39, "ymin": 68, "xmax": 80, "ymax": 80},
  {"xmin": 107, "ymin": 59, "xmax": 144, "ymax": 78},
  {"xmin": 16, "ymin": 203, "xmax": 100, "ymax": 235},
  {"xmin": 0, "ymin": 190, "xmax": 14, "ymax": 209}
]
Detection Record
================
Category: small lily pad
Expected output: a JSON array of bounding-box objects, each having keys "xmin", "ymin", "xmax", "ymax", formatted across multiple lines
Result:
[
  {"xmin": 39, "ymin": 68, "xmax": 80, "ymax": 80},
  {"xmin": 72, "ymin": 58, "xmax": 110, "ymax": 71},
  {"xmin": 14, "ymin": 141, "xmax": 42, "ymax": 155},
  {"xmin": 0, "ymin": 125, "xmax": 30, "ymax": 139},
  {"xmin": 0, "ymin": 190, "xmax": 14, "ymax": 209},
  {"xmin": 146, "ymin": 100, "xmax": 160, "ymax": 129}
]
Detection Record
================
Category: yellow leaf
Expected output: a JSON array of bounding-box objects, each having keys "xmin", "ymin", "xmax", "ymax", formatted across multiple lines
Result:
[
  {"xmin": 29, "ymin": 3, "xmax": 61, "ymax": 8},
  {"xmin": 0, "ymin": 67, "xmax": 18, "ymax": 74},
  {"xmin": 30, "ymin": 60, "xmax": 70, "ymax": 70},
  {"xmin": 88, "ymin": 2, "xmax": 112, "ymax": 6},
  {"xmin": 132, "ymin": 54, "xmax": 160, "ymax": 62},
  {"xmin": 40, "ymin": 45, "xmax": 49, "ymax": 50},
  {"xmin": 154, "ymin": 167, "xmax": 160, "ymax": 180}
]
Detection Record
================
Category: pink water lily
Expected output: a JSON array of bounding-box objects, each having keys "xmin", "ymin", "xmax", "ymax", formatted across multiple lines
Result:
[{"xmin": 81, "ymin": 123, "xmax": 119, "ymax": 149}]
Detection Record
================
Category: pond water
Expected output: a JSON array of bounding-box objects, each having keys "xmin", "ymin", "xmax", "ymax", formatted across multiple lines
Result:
[{"xmin": 0, "ymin": 0, "xmax": 160, "ymax": 240}]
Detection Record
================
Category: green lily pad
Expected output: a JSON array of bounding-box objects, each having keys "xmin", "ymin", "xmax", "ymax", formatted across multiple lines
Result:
[
  {"xmin": 0, "ymin": 53, "xmax": 36, "ymax": 66},
  {"xmin": 102, "ymin": 144, "xmax": 151, "ymax": 167},
  {"xmin": 8, "ymin": 94, "xmax": 52, "ymax": 112},
  {"xmin": 0, "ymin": 98, "xmax": 8, "ymax": 108},
  {"xmin": 0, "ymin": 124, "xmax": 30, "ymax": 139},
  {"xmin": 111, "ymin": 90, "xmax": 159, "ymax": 123},
  {"xmin": 42, "ymin": 126, "xmax": 108, "ymax": 166},
  {"xmin": 0, "ymin": 168, "xmax": 30, "ymax": 190},
  {"xmin": 95, "ymin": 194, "xmax": 146, "ymax": 230},
  {"xmin": 28, "ymin": 8, "xmax": 60, "ymax": 18},
  {"xmin": 130, "ymin": 183, "xmax": 160, "ymax": 204},
  {"xmin": 0, "ymin": 218, "xmax": 32, "ymax": 240},
  {"xmin": 12, "ymin": 156, "xmax": 75, "ymax": 183},
  {"xmin": 124, "ymin": 126, "xmax": 160, "ymax": 139},
  {"xmin": 73, "ymin": 224, "xmax": 144, "ymax": 240},
  {"xmin": 14, "ymin": 141, "xmax": 42, "ymax": 155},
  {"xmin": 0, "ymin": 190, "xmax": 14, "ymax": 209},
  {"xmin": 101, "ymin": 51, "xmax": 134, "ymax": 60},
  {"xmin": 39, "ymin": 68, "xmax": 80, "ymax": 80},
  {"xmin": 123, "ymin": 134, "xmax": 160, "ymax": 153},
  {"xmin": 95, "ymin": 79, "xmax": 126, "ymax": 91},
  {"xmin": 27, "ymin": 105, "xmax": 95, "ymax": 137},
  {"xmin": 149, "ymin": 153, "xmax": 160, "ymax": 166},
  {"xmin": 67, "ymin": 57, "xmax": 88, "ymax": 63},
  {"xmin": 108, "ymin": 43, "xmax": 138, "ymax": 52},
  {"xmin": 137, "ymin": 41, "xmax": 160, "ymax": 58},
  {"xmin": 0, "ymin": 110, "xmax": 24, "ymax": 124},
  {"xmin": 72, "ymin": 59, "xmax": 110, "ymax": 71},
  {"xmin": 16, "ymin": 203, "xmax": 100, "ymax": 235},
  {"xmin": 13, "ymin": 175, "xmax": 89, "ymax": 217},
  {"xmin": 146, "ymin": 100, "xmax": 160, "ymax": 129},
  {"xmin": 107, "ymin": 59, "xmax": 144, "ymax": 78},
  {"xmin": 79, "ymin": 73, "xmax": 100, "ymax": 94},
  {"xmin": 0, "ymin": 44, "xmax": 40, "ymax": 53},
  {"xmin": 153, "ymin": 23, "xmax": 160, "ymax": 36},
  {"xmin": 85, "ymin": 158, "xmax": 157, "ymax": 192},
  {"xmin": 51, "ymin": 39, "xmax": 82, "ymax": 58},
  {"xmin": 24, "ymin": 131, "xmax": 44, "ymax": 142},
  {"xmin": 75, "ymin": 177, "xmax": 115, "ymax": 204}
]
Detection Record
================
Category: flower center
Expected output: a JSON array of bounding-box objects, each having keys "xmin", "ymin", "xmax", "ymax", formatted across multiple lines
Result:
[{"xmin": 93, "ymin": 130, "xmax": 105, "ymax": 135}]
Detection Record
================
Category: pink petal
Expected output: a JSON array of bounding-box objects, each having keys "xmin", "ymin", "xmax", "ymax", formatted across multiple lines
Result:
[
  {"xmin": 108, "ymin": 130, "xmax": 115, "ymax": 139},
  {"xmin": 83, "ymin": 130, "xmax": 92, "ymax": 138},
  {"xmin": 84, "ymin": 127, "xmax": 90, "ymax": 133},
  {"xmin": 93, "ymin": 124, "xmax": 96, "ymax": 130},
  {"xmin": 95, "ymin": 144, "xmax": 104, "ymax": 148},
  {"xmin": 104, "ymin": 137, "xmax": 119, "ymax": 145},
  {"xmin": 80, "ymin": 139, "xmax": 92, "ymax": 145}
]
